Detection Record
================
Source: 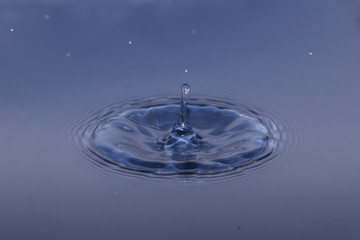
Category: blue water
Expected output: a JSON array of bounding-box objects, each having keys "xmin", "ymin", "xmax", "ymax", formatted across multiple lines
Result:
[
  {"xmin": 1, "ymin": 0, "xmax": 360, "ymax": 239},
  {"xmin": 71, "ymin": 93, "xmax": 283, "ymax": 176}
]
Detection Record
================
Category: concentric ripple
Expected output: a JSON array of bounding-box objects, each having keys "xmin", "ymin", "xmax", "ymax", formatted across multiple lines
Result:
[{"xmin": 68, "ymin": 95, "xmax": 287, "ymax": 178}]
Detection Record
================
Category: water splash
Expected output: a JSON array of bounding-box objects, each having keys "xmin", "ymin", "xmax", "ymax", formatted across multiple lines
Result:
[
  {"xmin": 157, "ymin": 84, "xmax": 209, "ymax": 159},
  {"xmin": 69, "ymin": 84, "xmax": 287, "ymax": 178},
  {"xmin": 179, "ymin": 83, "xmax": 190, "ymax": 126}
]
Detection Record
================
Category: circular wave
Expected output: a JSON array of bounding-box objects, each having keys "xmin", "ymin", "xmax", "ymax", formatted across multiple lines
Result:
[{"xmin": 67, "ymin": 96, "xmax": 290, "ymax": 180}]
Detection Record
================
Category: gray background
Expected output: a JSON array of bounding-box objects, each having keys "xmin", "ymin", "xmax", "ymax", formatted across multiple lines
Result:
[{"xmin": 1, "ymin": 0, "xmax": 360, "ymax": 239}]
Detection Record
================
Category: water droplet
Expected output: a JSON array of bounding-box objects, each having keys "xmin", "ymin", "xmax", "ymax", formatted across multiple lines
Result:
[
  {"xmin": 184, "ymin": 69, "xmax": 189, "ymax": 73},
  {"xmin": 309, "ymin": 52, "xmax": 313, "ymax": 56},
  {"xmin": 66, "ymin": 52, "xmax": 71, "ymax": 57},
  {"xmin": 44, "ymin": 14, "xmax": 50, "ymax": 20},
  {"xmin": 10, "ymin": 28, "xmax": 14, "ymax": 32},
  {"xmin": 181, "ymin": 83, "xmax": 190, "ymax": 97},
  {"xmin": 128, "ymin": 41, "xmax": 132, "ymax": 45}
]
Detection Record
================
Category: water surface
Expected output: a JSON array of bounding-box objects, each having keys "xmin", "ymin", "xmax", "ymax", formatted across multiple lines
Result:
[{"xmin": 1, "ymin": 0, "xmax": 360, "ymax": 239}]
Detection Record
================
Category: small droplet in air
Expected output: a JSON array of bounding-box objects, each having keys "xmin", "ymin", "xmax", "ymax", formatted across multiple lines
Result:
[
  {"xmin": 44, "ymin": 14, "xmax": 50, "ymax": 20},
  {"xmin": 10, "ymin": 28, "xmax": 14, "ymax": 32},
  {"xmin": 191, "ymin": 29, "xmax": 197, "ymax": 35},
  {"xmin": 309, "ymin": 52, "xmax": 313, "ymax": 56},
  {"xmin": 128, "ymin": 41, "xmax": 132, "ymax": 45},
  {"xmin": 66, "ymin": 52, "xmax": 71, "ymax": 57},
  {"xmin": 184, "ymin": 69, "xmax": 189, "ymax": 73}
]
